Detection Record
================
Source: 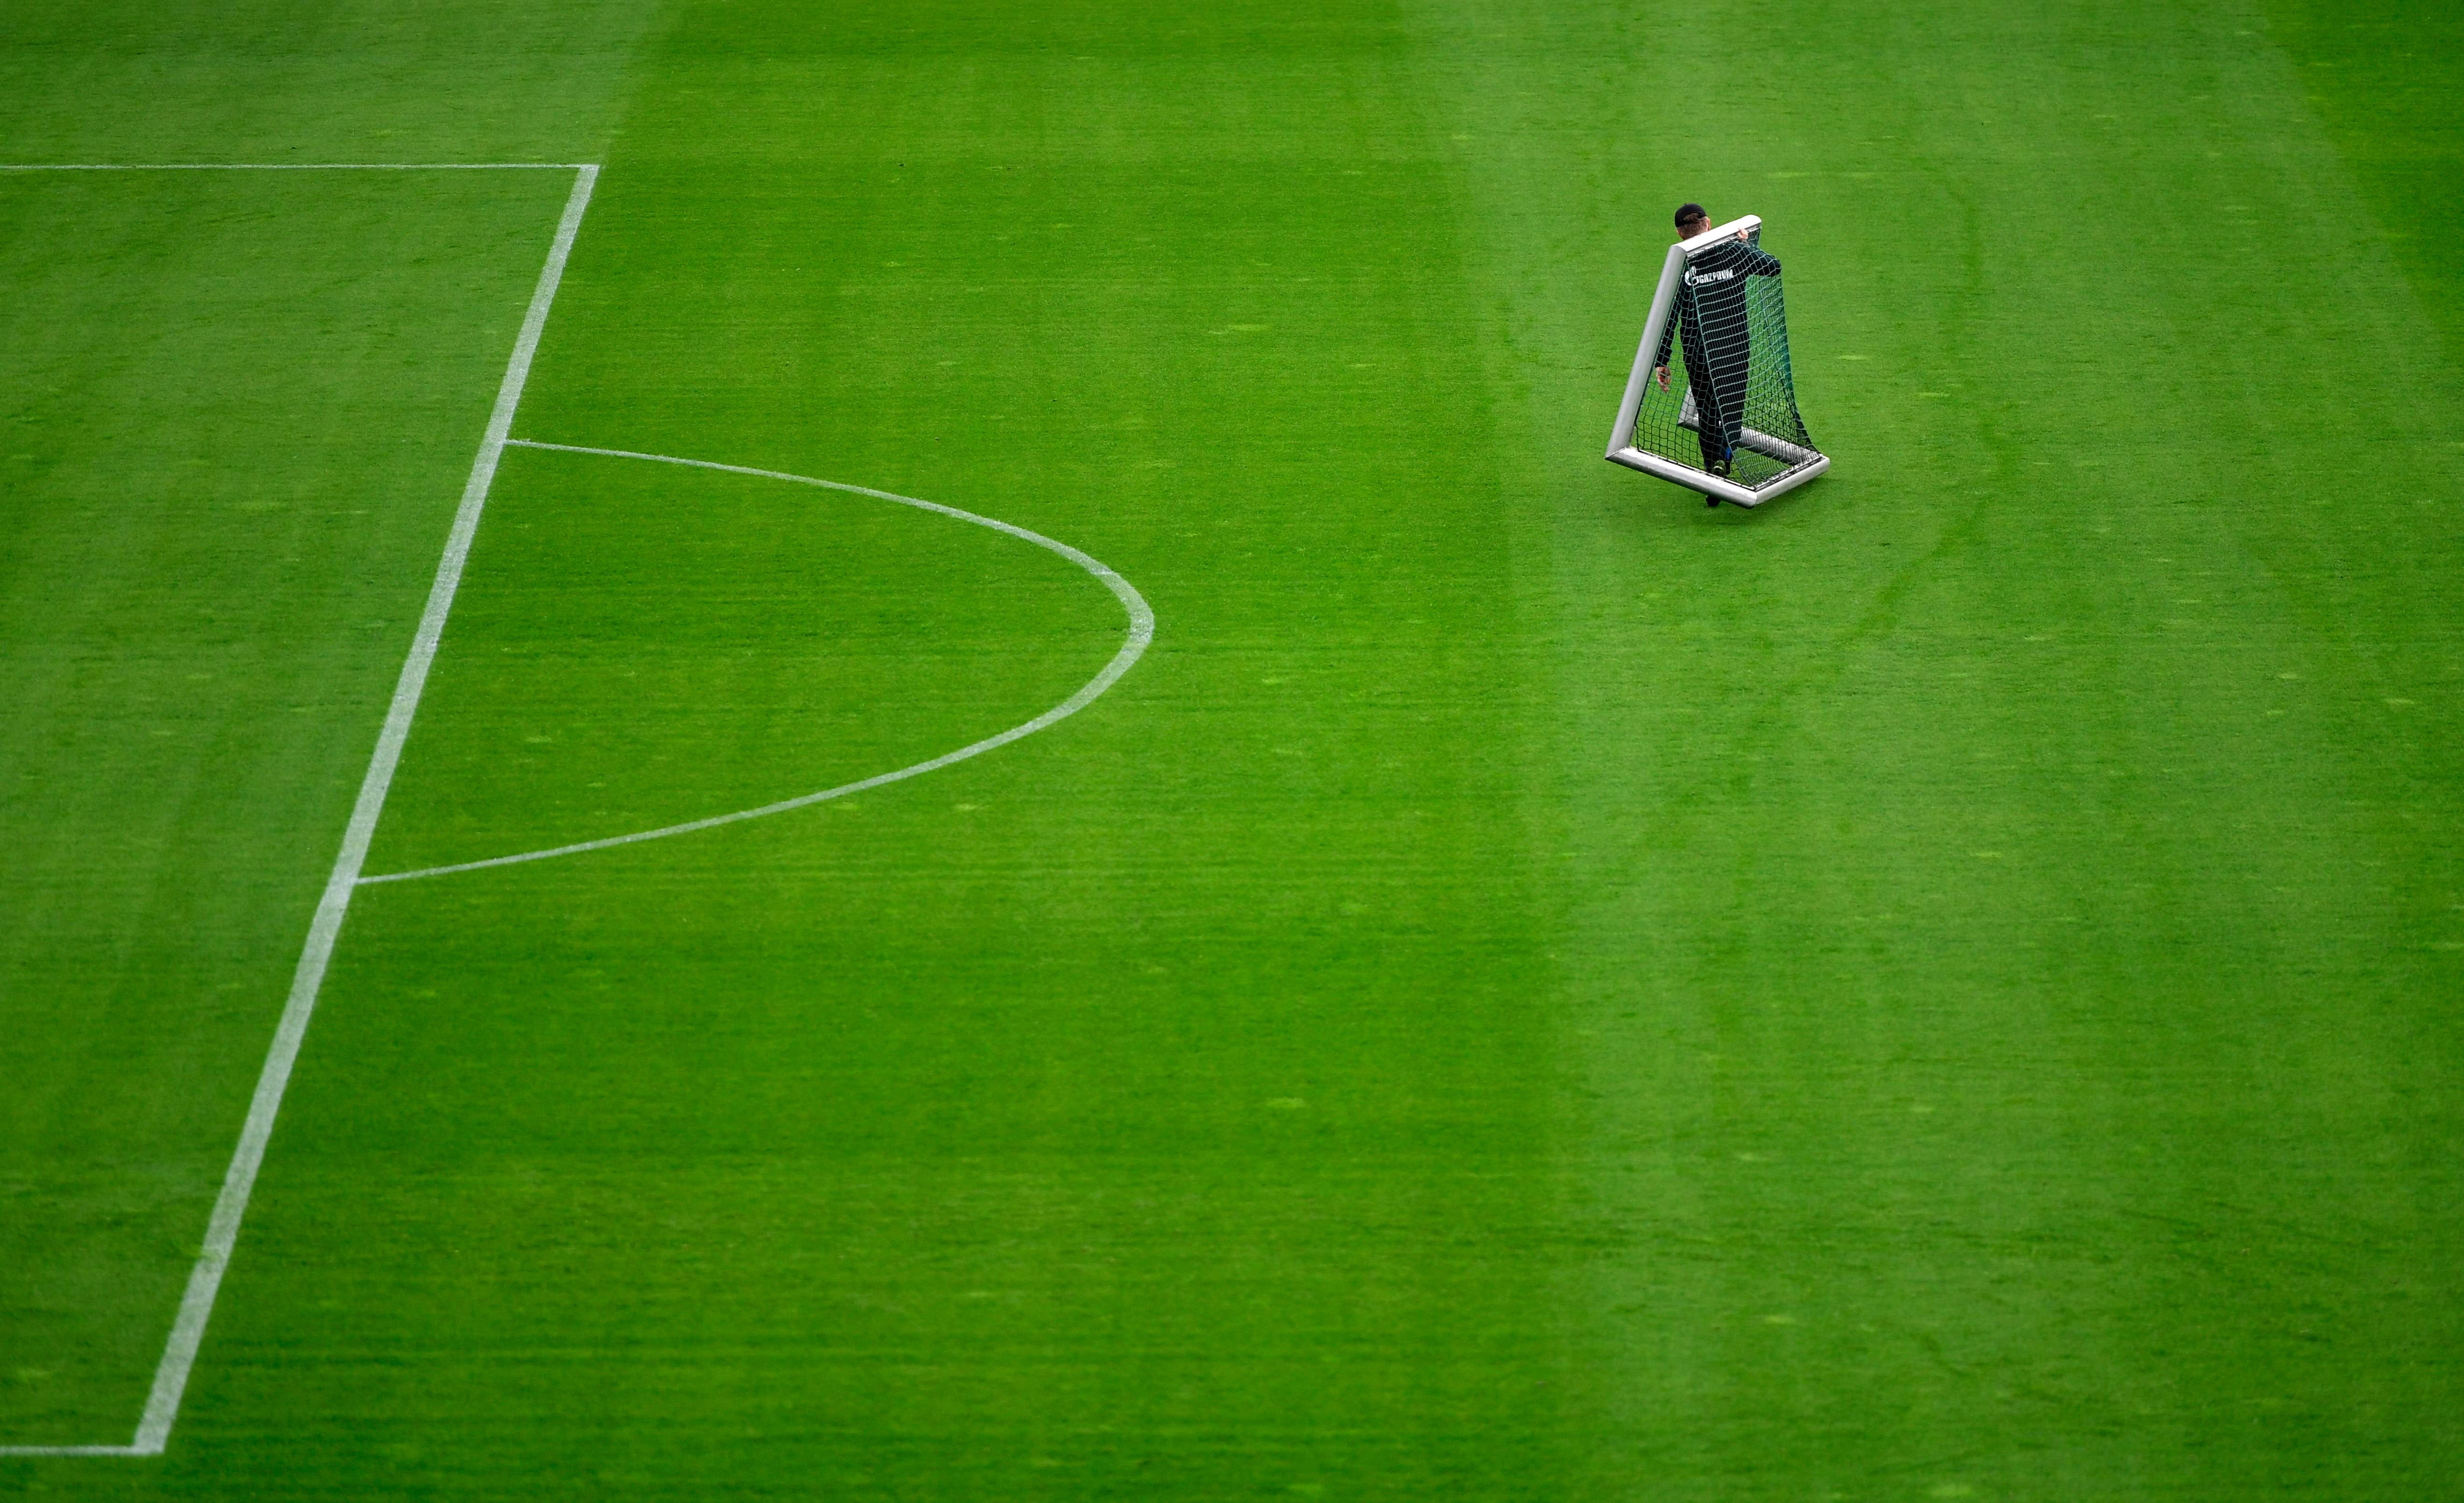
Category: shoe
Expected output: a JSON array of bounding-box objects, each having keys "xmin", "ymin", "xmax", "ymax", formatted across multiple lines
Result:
[{"xmin": 1705, "ymin": 494, "xmax": 1720, "ymax": 508}]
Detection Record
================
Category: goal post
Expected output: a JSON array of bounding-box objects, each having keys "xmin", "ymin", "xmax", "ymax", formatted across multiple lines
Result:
[{"xmin": 1606, "ymin": 213, "xmax": 1828, "ymax": 508}]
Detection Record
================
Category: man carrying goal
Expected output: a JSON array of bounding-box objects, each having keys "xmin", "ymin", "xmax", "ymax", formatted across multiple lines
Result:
[{"xmin": 1652, "ymin": 203, "xmax": 1783, "ymax": 485}]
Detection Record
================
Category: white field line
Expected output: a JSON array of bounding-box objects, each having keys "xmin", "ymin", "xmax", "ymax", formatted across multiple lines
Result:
[
  {"xmin": 0, "ymin": 162, "xmax": 597, "ymax": 1461},
  {"xmin": 0, "ymin": 163, "xmax": 585, "ymax": 171},
  {"xmin": 358, "ymin": 441, "xmax": 1157, "ymax": 886}
]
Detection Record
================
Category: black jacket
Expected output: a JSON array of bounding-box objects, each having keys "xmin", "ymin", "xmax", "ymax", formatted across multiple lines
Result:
[{"xmin": 1654, "ymin": 236, "xmax": 1783, "ymax": 370}]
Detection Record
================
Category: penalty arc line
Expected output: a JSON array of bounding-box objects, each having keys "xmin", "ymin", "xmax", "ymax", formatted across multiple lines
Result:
[
  {"xmin": 0, "ymin": 162, "xmax": 598, "ymax": 1460},
  {"xmin": 357, "ymin": 441, "xmax": 1157, "ymax": 886}
]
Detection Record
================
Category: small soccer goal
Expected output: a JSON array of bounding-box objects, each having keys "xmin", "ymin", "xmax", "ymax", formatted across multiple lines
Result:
[{"xmin": 1605, "ymin": 213, "xmax": 1828, "ymax": 508}]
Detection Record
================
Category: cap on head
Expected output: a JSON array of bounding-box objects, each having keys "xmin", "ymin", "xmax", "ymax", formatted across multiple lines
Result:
[{"xmin": 1675, "ymin": 203, "xmax": 1708, "ymax": 230}]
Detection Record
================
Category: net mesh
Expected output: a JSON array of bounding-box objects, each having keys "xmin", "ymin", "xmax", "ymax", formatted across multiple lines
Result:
[{"xmin": 1632, "ymin": 225, "xmax": 1817, "ymax": 490}]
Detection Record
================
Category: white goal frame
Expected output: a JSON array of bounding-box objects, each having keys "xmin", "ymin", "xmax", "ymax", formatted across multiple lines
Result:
[{"xmin": 1604, "ymin": 213, "xmax": 1830, "ymax": 508}]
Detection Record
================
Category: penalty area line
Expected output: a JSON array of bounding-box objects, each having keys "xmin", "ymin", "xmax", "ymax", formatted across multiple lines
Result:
[
  {"xmin": 0, "ymin": 162, "xmax": 598, "ymax": 1461},
  {"xmin": 0, "ymin": 163, "xmax": 590, "ymax": 171}
]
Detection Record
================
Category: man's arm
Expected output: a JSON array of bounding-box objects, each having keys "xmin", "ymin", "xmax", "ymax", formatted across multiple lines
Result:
[{"xmin": 1653, "ymin": 310, "xmax": 1677, "ymax": 387}]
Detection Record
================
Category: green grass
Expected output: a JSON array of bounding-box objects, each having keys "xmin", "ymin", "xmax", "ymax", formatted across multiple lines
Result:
[
  {"xmin": 0, "ymin": 162, "xmax": 585, "ymax": 1446},
  {"xmin": 3, "ymin": 0, "xmax": 2461, "ymax": 1497}
]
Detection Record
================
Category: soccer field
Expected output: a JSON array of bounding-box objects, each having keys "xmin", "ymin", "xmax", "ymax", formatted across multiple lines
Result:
[{"xmin": 3, "ymin": 0, "xmax": 2460, "ymax": 1496}]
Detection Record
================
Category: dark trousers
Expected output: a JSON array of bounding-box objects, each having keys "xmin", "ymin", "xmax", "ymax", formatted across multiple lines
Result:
[{"xmin": 1684, "ymin": 335, "xmax": 1750, "ymax": 469}]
